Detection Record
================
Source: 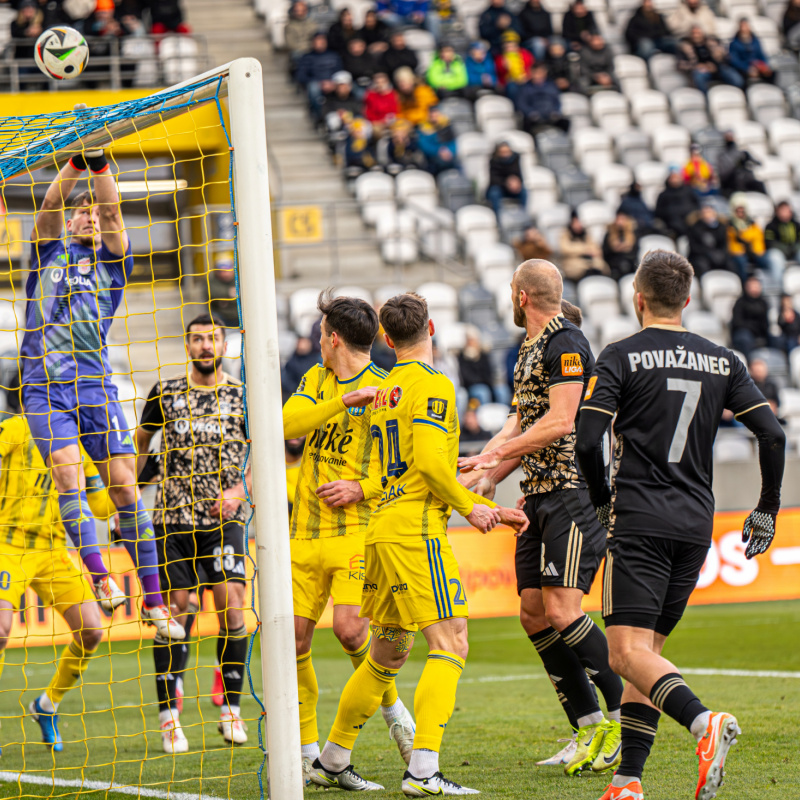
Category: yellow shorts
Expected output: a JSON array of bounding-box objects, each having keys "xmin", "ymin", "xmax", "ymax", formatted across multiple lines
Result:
[
  {"xmin": 0, "ymin": 544, "xmax": 94, "ymax": 613},
  {"xmin": 360, "ymin": 536, "xmax": 469, "ymax": 633},
  {"xmin": 291, "ymin": 534, "xmax": 365, "ymax": 622}
]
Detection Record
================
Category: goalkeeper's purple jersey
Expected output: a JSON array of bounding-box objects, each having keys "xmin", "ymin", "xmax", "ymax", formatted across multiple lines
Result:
[{"xmin": 21, "ymin": 238, "xmax": 134, "ymax": 385}]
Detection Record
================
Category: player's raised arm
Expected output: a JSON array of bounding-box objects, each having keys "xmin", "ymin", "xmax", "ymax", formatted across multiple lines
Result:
[
  {"xmin": 283, "ymin": 365, "xmax": 376, "ymax": 439},
  {"xmin": 31, "ymin": 159, "xmax": 84, "ymax": 244},
  {"xmin": 91, "ymin": 146, "xmax": 129, "ymax": 257}
]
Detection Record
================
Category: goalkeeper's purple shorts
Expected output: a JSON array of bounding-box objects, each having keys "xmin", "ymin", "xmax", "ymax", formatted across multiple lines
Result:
[{"xmin": 23, "ymin": 380, "xmax": 136, "ymax": 463}]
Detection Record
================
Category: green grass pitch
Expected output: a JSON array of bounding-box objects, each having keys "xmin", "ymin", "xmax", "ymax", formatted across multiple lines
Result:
[{"xmin": 0, "ymin": 600, "xmax": 797, "ymax": 799}]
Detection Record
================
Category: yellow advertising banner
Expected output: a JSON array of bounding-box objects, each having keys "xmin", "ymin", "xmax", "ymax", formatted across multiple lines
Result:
[{"xmin": 7, "ymin": 509, "xmax": 800, "ymax": 648}]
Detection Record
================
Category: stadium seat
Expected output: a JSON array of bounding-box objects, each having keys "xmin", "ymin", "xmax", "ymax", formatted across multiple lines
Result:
[
  {"xmin": 749, "ymin": 15, "xmax": 781, "ymax": 56},
  {"xmin": 771, "ymin": 53, "xmax": 800, "ymax": 92},
  {"xmin": 652, "ymin": 124, "xmax": 691, "ymax": 165},
  {"xmin": 600, "ymin": 314, "xmax": 640, "ymax": 346},
  {"xmin": 465, "ymin": 228, "xmax": 500, "ymax": 261},
  {"xmin": 701, "ymin": 269, "xmax": 743, "ymax": 323},
  {"xmin": 750, "ymin": 347, "xmax": 789, "ymax": 380},
  {"xmin": 290, "ymin": 287, "xmax": 325, "ymax": 336},
  {"xmin": 693, "ymin": 127, "xmax": 727, "ymax": 168},
  {"xmin": 578, "ymin": 276, "xmax": 621, "ymax": 326},
  {"xmin": 753, "ymin": 157, "xmax": 794, "ymax": 204},
  {"xmin": 791, "ymin": 348, "xmax": 800, "ymax": 387},
  {"xmin": 614, "ymin": 54, "xmax": 650, "ymax": 98},
  {"xmin": 122, "ymin": 37, "xmax": 159, "ymax": 88},
  {"xmin": 670, "ymin": 87, "xmax": 710, "ymax": 133},
  {"xmin": 573, "ymin": 127, "xmax": 614, "ymax": 176},
  {"xmin": 498, "ymin": 205, "xmax": 533, "ymax": 244},
  {"xmin": 593, "ymin": 163, "xmax": 633, "ymax": 207},
  {"xmin": 459, "ymin": 283, "xmax": 498, "ymax": 328},
  {"xmin": 577, "ymin": 199, "xmax": 616, "ymax": 243},
  {"xmin": 779, "ymin": 387, "xmax": 800, "ymax": 417},
  {"xmin": 537, "ymin": 204, "xmax": 572, "ymax": 249},
  {"xmin": 561, "ymin": 92, "xmax": 592, "ymax": 130},
  {"xmin": 783, "ymin": 265, "xmax": 800, "ymax": 295},
  {"xmin": 635, "ymin": 161, "xmax": 670, "ymax": 208},
  {"xmin": 768, "ymin": 118, "xmax": 800, "ymax": 163},
  {"xmin": 416, "ymin": 281, "xmax": 459, "ymax": 324},
  {"xmin": 474, "ymin": 243, "xmax": 516, "ymax": 273},
  {"xmin": 728, "ymin": 120, "xmax": 769, "ymax": 162},
  {"xmin": 395, "ymin": 170, "xmax": 437, "ymax": 211},
  {"xmin": 535, "ymin": 129, "xmax": 573, "ymax": 172},
  {"xmin": 630, "ymin": 90, "xmax": 671, "ymax": 134},
  {"xmin": 743, "ymin": 191, "xmax": 777, "ymax": 229},
  {"xmin": 638, "ymin": 233, "xmax": 676, "ymax": 261},
  {"xmin": 708, "ymin": 85, "xmax": 748, "ymax": 128},
  {"xmin": 684, "ymin": 310, "xmax": 725, "ymax": 344},
  {"xmin": 524, "ymin": 166, "xmax": 559, "ymax": 216},
  {"xmin": 713, "ymin": 15, "xmax": 738, "ymax": 42},
  {"xmin": 438, "ymin": 169, "xmax": 476, "ymax": 213},
  {"xmin": 714, "ymin": 436, "xmax": 754, "ymax": 461},
  {"xmin": 435, "ymin": 321, "xmax": 468, "ymax": 353},
  {"xmin": 650, "ymin": 53, "xmax": 688, "ymax": 94},
  {"xmin": 333, "ymin": 285, "xmax": 373, "ymax": 303},
  {"xmin": 746, "ymin": 83, "xmax": 787, "ymax": 128},
  {"xmin": 457, "ymin": 132, "xmax": 493, "ymax": 194},
  {"xmin": 456, "ymin": 204, "xmax": 497, "ymax": 237},
  {"xmin": 374, "ymin": 284, "xmax": 408, "ymax": 305},
  {"xmin": 476, "ymin": 402, "xmax": 511, "ymax": 434},
  {"xmin": 558, "ymin": 165, "xmax": 595, "ymax": 207},
  {"xmin": 475, "ymin": 95, "xmax": 516, "ymax": 139},
  {"xmin": 160, "ymin": 35, "xmax": 199, "ymax": 84},
  {"xmin": 618, "ymin": 273, "xmax": 636, "ymax": 314},
  {"xmin": 419, "ymin": 207, "xmax": 459, "ymax": 261},
  {"xmin": 615, "ymin": 129, "xmax": 652, "ymax": 169},
  {"xmin": 591, "ymin": 91, "xmax": 631, "ymax": 133}
]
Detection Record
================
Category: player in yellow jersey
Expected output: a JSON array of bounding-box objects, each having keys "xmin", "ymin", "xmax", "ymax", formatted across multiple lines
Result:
[
  {"xmin": 282, "ymin": 292, "xmax": 415, "ymax": 779},
  {"xmin": 309, "ymin": 293, "xmax": 529, "ymax": 795},
  {"xmin": 0, "ymin": 384, "xmax": 114, "ymax": 753}
]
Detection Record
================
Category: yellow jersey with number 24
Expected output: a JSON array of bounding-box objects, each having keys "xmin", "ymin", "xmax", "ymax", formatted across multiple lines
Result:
[{"xmin": 363, "ymin": 360, "xmax": 494, "ymax": 544}]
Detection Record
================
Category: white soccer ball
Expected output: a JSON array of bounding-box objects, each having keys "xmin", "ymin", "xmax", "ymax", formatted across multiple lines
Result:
[{"xmin": 34, "ymin": 26, "xmax": 89, "ymax": 81}]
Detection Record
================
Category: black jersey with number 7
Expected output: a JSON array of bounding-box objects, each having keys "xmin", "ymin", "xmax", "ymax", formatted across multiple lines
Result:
[{"xmin": 581, "ymin": 324, "xmax": 768, "ymax": 544}]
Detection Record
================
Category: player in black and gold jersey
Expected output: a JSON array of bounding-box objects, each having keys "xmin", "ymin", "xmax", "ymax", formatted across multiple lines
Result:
[
  {"xmin": 576, "ymin": 251, "xmax": 785, "ymax": 800},
  {"xmin": 459, "ymin": 261, "xmax": 624, "ymax": 777},
  {"xmin": 282, "ymin": 293, "xmax": 415, "ymax": 779}
]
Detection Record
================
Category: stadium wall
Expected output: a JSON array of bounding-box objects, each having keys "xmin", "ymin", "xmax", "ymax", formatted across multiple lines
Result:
[{"xmin": 9, "ymin": 508, "xmax": 799, "ymax": 648}]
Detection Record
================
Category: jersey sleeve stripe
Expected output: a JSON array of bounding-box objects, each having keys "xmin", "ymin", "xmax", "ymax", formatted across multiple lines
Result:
[
  {"xmin": 734, "ymin": 401, "xmax": 769, "ymax": 419},
  {"xmin": 551, "ymin": 380, "xmax": 586, "ymax": 386},
  {"xmin": 581, "ymin": 405, "xmax": 615, "ymax": 416},
  {"xmin": 413, "ymin": 418, "xmax": 448, "ymax": 433},
  {"xmin": 291, "ymin": 392, "xmax": 317, "ymax": 404}
]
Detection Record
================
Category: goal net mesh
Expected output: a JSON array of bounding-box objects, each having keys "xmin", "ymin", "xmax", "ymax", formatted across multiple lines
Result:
[{"xmin": 0, "ymin": 76, "xmax": 266, "ymax": 799}]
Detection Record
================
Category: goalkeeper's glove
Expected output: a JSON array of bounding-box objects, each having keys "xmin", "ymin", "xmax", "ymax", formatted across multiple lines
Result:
[
  {"xmin": 70, "ymin": 103, "xmax": 107, "ymax": 171},
  {"xmin": 741, "ymin": 507, "xmax": 777, "ymax": 559},
  {"xmin": 595, "ymin": 502, "xmax": 611, "ymax": 529}
]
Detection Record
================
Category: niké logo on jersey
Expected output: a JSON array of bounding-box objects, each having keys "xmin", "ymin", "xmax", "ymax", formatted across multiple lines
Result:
[
  {"xmin": 561, "ymin": 353, "xmax": 583, "ymax": 377},
  {"xmin": 307, "ymin": 421, "xmax": 353, "ymax": 454},
  {"xmin": 427, "ymin": 398, "xmax": 447, "ymax": 421}
]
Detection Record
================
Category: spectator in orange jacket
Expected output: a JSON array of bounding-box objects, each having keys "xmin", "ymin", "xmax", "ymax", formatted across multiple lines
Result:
[{"xmin": 394, "ymin": 66, "xmax": 439, "ymax": 126}]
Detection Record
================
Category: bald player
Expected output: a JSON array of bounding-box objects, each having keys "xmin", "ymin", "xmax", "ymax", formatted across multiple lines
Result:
[{"xmin": 459, "ymin": 260, "xmax": 624, "ymax": 777}]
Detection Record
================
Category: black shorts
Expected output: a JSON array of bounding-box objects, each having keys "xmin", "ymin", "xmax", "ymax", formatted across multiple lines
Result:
[
  {"xmin": 602, "ymin": 534, "xmax": 709, "ymax": 636},
  {"xmin": 516, "ymin": 488, "xmax": 606, "ymax": 595},
  {"xmin": 156, "ymin": 522, "xmax": 247, "ymax": 592}
]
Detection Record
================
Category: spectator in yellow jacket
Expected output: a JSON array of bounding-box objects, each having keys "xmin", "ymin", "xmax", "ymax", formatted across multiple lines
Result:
[
  {"xmin": 394, "ymin": 66, "xmax": 439, "ymax": 126},
  {"xmin": 727, "ymin": 193, "xmax": 769, "ymax": 280}
]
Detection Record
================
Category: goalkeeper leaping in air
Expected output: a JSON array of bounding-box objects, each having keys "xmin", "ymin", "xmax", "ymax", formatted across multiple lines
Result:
[{"xmin": 20, "ymin": 119, "xmax": 183, "ymax": 641}]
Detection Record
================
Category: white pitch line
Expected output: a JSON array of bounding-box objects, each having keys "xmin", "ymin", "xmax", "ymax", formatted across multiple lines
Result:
[{"xmin": 0, "ymin": 772, "xmax": 228, "ymax": 800}]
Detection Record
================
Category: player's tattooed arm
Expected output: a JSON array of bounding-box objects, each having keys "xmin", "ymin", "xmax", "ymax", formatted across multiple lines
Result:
[{"xmin": 458, "ymin": 383, "xmax": 583, "ymax": 472}]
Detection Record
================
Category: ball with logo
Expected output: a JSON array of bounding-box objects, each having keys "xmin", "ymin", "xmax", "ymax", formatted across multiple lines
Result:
[{"xmin": 34, "ymin": 27, "xmax": 89, "ymax": 81}]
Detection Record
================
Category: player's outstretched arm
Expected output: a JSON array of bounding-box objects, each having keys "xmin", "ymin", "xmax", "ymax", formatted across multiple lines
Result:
[
  {"xmin": 458, "ymin": 382, "xmax": 583, "ymax": 473},
  {"xmin": 92, "ymin": 150, "xmax": 129, "ymax": 257},
  {"xmin": 575, "ymin": 406, "xmax": 614, "ymax": 526},
  {"xmin": 459, "ymin": 413, "xmax": 521, "ymax": 493},
  {"xmin": 737, "ymin": 403, "xmax": 786, "ymax": 558},
  {"xmin": 32, "ymin": 160, "xmax": 84, "ymax": 244},
  {"xmin": 283, "ymin": 383, "xmax": 376, "ymax": 439}
]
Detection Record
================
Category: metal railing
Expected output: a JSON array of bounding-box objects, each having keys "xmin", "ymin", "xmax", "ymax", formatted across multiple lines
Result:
[{"xmin": 3, "ymin": 34, "xmax": 211, "ymax": 92}]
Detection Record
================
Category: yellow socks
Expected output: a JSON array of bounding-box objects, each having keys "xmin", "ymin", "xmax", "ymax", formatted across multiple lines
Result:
[
  {"xmin": 47, "ymin": 639, "xmax": 96, "ymax": 707},
  {"xmin": 296, "ymin": 650, "xmax": 320, "ymax": 746},
  {"xmin": 342, "ymin": 631, "xmax": 399, "ymax": 708},
  {"xmin": 329, "ymin": 654, "xmax": 400, "ymax": 749},
  {"xmin": 412, "ymin": 650, "xmax": 465, "ymax": 751}
]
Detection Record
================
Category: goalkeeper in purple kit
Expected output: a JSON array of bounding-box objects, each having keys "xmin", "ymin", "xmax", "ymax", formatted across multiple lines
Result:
[{"xmin": 20, "ymin": 120, "xmax": 183, "ymax": 641}]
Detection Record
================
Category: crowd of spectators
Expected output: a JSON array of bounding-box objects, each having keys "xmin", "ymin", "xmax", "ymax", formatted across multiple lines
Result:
[{"xmin": 8, "ymin": 0, "xmax": 191, "ymax": 50}]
